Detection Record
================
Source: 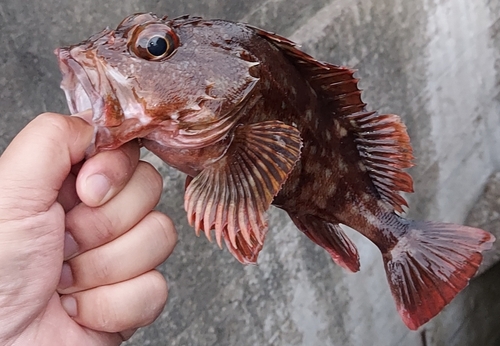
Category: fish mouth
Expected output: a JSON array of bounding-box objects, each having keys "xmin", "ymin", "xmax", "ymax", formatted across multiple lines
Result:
[
  {"xmin": 55, "ymin": 46, "xmax": 152, "ymax": 153},
  {"xmin": 56, "ymin": 47, "xmax": 108, "ymax": 123}
]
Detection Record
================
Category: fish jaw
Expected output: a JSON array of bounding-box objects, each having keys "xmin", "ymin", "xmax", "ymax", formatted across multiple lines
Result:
[
  {"xmin": 55, "ymin": 45, "xmax": 162, "ymax": 153},
  {"xmin": 56, "ymin": 47, "xmax": 107, "ymax": 119}
]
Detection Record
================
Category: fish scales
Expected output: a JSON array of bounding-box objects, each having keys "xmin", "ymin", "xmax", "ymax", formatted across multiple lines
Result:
[{"xmin": 55, "ymin": 13, "xmax": 494, "ymax": 331}]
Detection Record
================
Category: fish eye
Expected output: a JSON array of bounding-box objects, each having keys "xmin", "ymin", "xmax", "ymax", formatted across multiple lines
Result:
[
  {"xmin": 147, "ymin": 35, "xmax": 169, "ymax": 57},
  {"xmin": 130, "ymin": 23, "xmax": 179, "ymax": 61}
]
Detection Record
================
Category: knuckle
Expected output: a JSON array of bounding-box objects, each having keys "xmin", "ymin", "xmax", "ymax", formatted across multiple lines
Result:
[
  {"xmin": 147, "ymin": 211, "xmax": 178, "ymax": 255},
  {"xmin": 93, "ymin": 293, "xmax": 118, "ymax": 330},
  {"xmin": 34, "ymin": 112, "xmax": 91, "ymax": 155},
  {"xmin": 149, "ymin": 211, "xmax": 177, "ymax": 241},
  {"xmin": 33, "ymin": 113, "xmax": 69, "ymax": 133},
  {"xmin": 36, "ymin": 112, "xmax": 69, "ymax": 133},
  {"xmin": 37, "ymin": 112, "xmax": 64, "ymax": 122},
  {"xmin": 84, "ymin": 272, "xmax": 168, "ymax": 332},
  {"xmin": 88, "ymin": 208, "xmax": 116, "ymax": 244},
  {"xmin": 143, "ymin": 271, "xmax": 168, "ymax": 323},
  {"xmin": 89, "ymin": 248, "xmax": 112, "ymax": 283}
]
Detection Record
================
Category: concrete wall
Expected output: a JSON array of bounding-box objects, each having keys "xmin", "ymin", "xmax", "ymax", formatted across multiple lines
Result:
[{"xmin": 1, "ymin": 0, "xmax": 500, "ymax": 345}]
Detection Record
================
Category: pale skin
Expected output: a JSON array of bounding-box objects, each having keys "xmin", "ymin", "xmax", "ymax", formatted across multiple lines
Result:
[{"xmin": 0, "ymin": 112, "xmax": 177, "ymax": 346}]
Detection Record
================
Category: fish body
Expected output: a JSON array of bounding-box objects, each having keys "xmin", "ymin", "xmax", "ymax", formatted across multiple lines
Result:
[{"xmin": 56, "ymin": 13, "xmax": 495, "ymax": 330}]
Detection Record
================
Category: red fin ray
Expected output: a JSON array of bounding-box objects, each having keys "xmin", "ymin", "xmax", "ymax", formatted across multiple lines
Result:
[
  {"xmin": 310, "ymin": 69, "xmax": 354, "ymax": 81},
  {"xmin": 249, "ymin": 26, "xmax": 366, "ymax": 115},
  {"xmin": 346, "ymin": 111, "xmax": 414, "ymax": 211},
  {"xmin": 290, "ymin": 214, "xmax": 360, "ymax": 272},
  {"xmin": 383, "ymin": 220, "xmax": 494, "ymax": 330},
  {"xmin": 184, "ymin": 120, "xmax": 302, "ymax": 264},
  {"xmin": 223, "ymin": 227, "xmax": 266, "ymax": 265}
]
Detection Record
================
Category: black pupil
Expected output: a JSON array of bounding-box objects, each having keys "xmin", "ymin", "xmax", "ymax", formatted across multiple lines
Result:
[{"xmin": 147, "ymin": 36, "xmax": 168, "ymax": 57}]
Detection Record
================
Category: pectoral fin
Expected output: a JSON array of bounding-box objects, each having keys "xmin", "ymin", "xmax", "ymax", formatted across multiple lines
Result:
[{"xmin": 184, "ymin": 120, "xmax": 302, "ymax": 264}]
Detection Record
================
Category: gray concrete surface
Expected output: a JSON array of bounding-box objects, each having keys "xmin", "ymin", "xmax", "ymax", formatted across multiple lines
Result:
[
  {"xmin": 427, "ymin": 171, "xmax": 500, "ymax": 346},
  {"xmin": 1, "ymin": 0, "xmax": 500, "ymax": 345}
]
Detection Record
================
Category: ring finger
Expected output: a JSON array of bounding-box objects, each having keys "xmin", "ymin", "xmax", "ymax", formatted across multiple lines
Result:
[{"xmin": 58, "ymin": 211, "xmax": 176, "ymax": 293}]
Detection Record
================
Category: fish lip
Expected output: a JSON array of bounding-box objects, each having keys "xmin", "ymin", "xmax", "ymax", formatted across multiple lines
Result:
[
  {"xmin": 55, "ymin": 46, "xmax": 130, "ymax": 155},
  {"xmin": 55, "ymin": 47, "xmax": 105, "ymax": 122}
]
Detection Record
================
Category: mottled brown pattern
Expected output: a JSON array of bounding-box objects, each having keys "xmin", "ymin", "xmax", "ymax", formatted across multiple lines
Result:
[{"xmin": 56, "ymin": 13, "xmax": 494, "ymax": 331}]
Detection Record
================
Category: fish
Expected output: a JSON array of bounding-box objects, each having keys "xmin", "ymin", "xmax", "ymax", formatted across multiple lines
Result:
[{"xmin": 55, "ymin": 12, "xmax": 495, "ymax": 330}]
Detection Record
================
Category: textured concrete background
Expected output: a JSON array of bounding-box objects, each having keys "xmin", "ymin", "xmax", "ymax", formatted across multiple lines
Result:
[{"xmin": 1, "ymin": 1, "xmax": 500, "ymax": 345}]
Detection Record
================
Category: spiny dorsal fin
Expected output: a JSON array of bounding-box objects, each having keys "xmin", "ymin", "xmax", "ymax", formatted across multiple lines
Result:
[{"xmin": 251, "ymin": 26, "xmax": 414, "ymax": 212}]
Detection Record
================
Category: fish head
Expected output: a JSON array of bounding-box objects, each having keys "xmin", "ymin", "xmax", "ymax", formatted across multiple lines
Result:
[{"xmin": 55, "ymin": 13, "xmax": 260, "ymax": 153}]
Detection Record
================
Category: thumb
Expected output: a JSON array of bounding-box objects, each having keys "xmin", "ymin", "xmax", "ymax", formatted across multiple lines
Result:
[{"xmin": 0, "ymin": 112, "xmax": 94, "ymax": 218}]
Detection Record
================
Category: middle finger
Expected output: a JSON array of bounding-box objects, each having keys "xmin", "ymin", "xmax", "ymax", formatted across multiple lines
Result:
[{"xmin": 65, "ymin": 161, "xmax": 163, "ymax": 259}]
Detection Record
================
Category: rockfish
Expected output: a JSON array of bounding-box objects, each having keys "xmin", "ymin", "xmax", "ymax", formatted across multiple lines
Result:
[{"xmin": 55, "ymin": 13, "xmax": 495, "ymax": 330}]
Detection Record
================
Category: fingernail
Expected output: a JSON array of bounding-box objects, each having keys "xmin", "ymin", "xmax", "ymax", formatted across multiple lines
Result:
[
  {"xmin": 64, "ymin": 232, "xmax": 79, "ymax": 259},
  {"xmin": 58, "ymin": 262, "xmax": 74, "ymax": 289},
  {"xmin": 61, "ymin": 296, "xmax": 77, "ymax": 317},
  {"xmin": 85, "ymin": 173, "xmax": 111, "ymax": 204}
]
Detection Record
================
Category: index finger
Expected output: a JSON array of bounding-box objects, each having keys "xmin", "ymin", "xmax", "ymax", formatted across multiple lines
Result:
[{"xmin": 76, "ymin": 140, "xmax": 140, "ymax": 208}]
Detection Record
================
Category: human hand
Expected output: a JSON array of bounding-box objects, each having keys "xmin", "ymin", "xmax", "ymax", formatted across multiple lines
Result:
[{"xmin": 0, "ymin": 112, "xmax": 177, "ymax": 346}]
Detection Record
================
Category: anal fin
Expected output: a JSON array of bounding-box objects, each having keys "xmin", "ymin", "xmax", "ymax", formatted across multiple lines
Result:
[{"xmin": 290, "ymin": 214, "xmax": 360, "ymax": 272}]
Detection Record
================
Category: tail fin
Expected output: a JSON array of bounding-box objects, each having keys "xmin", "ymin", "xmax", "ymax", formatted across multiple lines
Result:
[{"xmin": 382, "ymin": 221, "xmax": 494, "ymax": 330}]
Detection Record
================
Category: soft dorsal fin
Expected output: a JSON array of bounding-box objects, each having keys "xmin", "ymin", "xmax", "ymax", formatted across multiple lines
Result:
[{"xmin": 251, "ymin": 26, "xmax": 414, "ymax": 212}]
